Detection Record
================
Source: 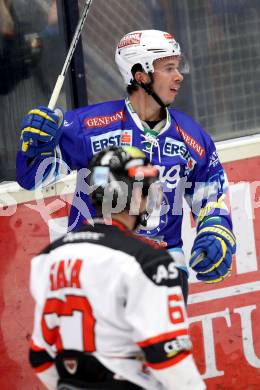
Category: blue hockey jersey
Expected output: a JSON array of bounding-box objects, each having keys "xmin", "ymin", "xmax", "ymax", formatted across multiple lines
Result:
[{"xmin": 16, "ymin": 98, "xmax": 232, "ymax": 266}]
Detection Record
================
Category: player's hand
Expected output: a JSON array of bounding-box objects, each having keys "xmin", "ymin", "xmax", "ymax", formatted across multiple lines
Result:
[
  {"xmin": 19, "ymin": 106, "xmax": 63, "ymax": 158},
  {"xmin": 189, "ymin": 221, "xmax": 236, "ymax": 283}
]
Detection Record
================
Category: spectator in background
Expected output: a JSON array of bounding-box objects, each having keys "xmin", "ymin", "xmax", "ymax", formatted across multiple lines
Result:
[
  {"xmin": 0, "ymin": 0, "xmax": 64, "ymax": 181},
  {"xmin": 0, "ymin": 0, "xmax": 14, "ymax": 36},
  {"xmin": 0, "ymin": 0, "xmax": 62, "ymax": 96}
]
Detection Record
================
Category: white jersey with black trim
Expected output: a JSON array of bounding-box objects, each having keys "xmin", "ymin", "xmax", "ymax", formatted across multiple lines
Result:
[{"xmin": 29, "ymin": 220, "xmax": 205, "ymax": 390}]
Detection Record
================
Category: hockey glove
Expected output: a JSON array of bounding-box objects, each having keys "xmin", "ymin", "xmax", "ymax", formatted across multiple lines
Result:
[
  {"xmin": 19, "ymin": 106, "xmax": 63, "ymax": 158},
  {"xmin": 189, "ymin": 219, "xmax": 236, "ymax": 283}
]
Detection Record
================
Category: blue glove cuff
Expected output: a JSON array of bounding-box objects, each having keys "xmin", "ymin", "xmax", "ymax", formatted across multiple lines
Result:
[
  {"xmin": 197, "ymin": 216, "xmax": 236, "ymax": 254},
  {"xmin": 197, "ymin": 224, "xmax": 236, "ymax": 254},
  {"xmin": 190, "ymin": 217, "xmax": 235, "ymax": 283}
]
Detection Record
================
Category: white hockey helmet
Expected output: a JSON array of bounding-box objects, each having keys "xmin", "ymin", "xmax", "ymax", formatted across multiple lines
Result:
[{"xmin": 115, "ymin": 29, "xmax": 181, "ymax": 85}]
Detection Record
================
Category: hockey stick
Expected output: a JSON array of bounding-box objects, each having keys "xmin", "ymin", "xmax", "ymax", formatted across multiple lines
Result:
[{"xmin": 48, "ymin": 0, "xmax": 93, "ymax": 110}]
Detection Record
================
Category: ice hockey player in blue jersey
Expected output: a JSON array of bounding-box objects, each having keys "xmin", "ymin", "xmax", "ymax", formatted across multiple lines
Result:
[{"xmin": 17, "ymin": 29, "xmax": 236, "ymax": 287}]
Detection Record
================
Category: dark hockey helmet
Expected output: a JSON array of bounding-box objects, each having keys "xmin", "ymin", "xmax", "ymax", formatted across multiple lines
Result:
[{"xmin": 88, "ymin": 146, "xmax": 159, "ymax": 211}]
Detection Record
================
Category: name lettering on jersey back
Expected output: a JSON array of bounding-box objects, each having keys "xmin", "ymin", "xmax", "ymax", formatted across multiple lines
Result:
[
  {"xmin": 152, "ymin": 262, "xmax": 178, "ymax": 284},
  {"xmin": 84, "ymin": 110, "xmax": 125, "ymax": 128},
  {"xmin": 91, "ymin": 130, "xmax": 132, "ymax": 154},
  {"xmin": 50, "ymin": 259, "xmax": 82, "ymax": 290},
  {"xmin": 176, "ymin": 125, "xmax": 205, "ymax": 159},
  {"xmin": 63, "ymin": 231, "xmax": 104, "ymax": 242}
]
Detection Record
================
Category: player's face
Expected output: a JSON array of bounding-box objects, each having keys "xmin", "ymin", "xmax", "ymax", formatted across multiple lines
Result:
[{"xmin": 152, "ymin": 56, "xmax": 184, "ymax": 105}]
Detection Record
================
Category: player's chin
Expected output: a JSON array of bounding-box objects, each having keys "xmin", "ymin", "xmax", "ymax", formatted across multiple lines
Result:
[
  {"xmin": 165, "ymin": 92, "xmax": 177, "ymax": 105},
  {"xmin": 164, "ymin": 96, "xmax": 176, "ymax": 106}
]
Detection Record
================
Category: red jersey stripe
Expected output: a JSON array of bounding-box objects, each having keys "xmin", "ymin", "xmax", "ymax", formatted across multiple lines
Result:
[
  {"xmin": 30, "ymin": 341, "xmax": 46, "ymax": 352},
  {"xmin": 145, "ymin": 351, "xmax": 191, "ymax": 370},
  {"xmin": 33, "ymin": 361, "xmax": 53, "ymax": 373}
]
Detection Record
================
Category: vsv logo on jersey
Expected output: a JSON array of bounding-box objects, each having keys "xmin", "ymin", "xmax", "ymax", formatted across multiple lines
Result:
[
  {"xmin": 163, "ymin": 138, "xmax": 189, "ymax": 160},
  {"xmin": 91, "ymin": 130, "xmax": 132, "ymax": 154},
  {"xmin": 209, "ymin": 151, "xmax": 220, "ymax": 168}
]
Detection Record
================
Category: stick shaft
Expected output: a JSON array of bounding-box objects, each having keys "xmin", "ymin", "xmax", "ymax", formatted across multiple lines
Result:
[{"xmin": 48, "ymin": 0, "xmax": 93, "ymax": 110}]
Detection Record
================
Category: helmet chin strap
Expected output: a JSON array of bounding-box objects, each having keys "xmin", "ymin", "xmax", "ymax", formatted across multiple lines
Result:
[
  {"xmin": 134, "ymin": 71, "xmax": 169, "ymax": 109},
  {"xmin": 140, "ymin": 81, "xmax": 168, "ymax": 109},
  {"xmin": 133, "ymin": 212, "xmax": 146, "ymax": 231}
]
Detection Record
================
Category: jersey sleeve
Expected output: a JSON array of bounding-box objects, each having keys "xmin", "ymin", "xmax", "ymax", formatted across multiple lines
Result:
[
  {"xmin": 29, "ymin": 342, "xmax": 58, "ymax": 390},
  {"xmin": 16, "ymin": 109, "xmax": 87, "ymax": 190},
  {"xmin": 29, "ymin": 255, "xmax": 59, "ymax": 389},
  {"xmin": 124, "ymin": 251, "xmax": 205, "ymax": 389},
  {"xmin": 184, "ymin": 133, "xmax": 233, "ymax": 232},
  {"xmin": 58, "ymin": 110, "xmax": 89, "ymax": 170}
]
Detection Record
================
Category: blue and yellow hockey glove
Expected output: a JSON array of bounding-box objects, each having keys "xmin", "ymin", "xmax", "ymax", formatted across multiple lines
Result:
[
  {"xmin": 20, "ymin": 106, "xmax": 63, "ymax": 158},
  {"xmin": 189, "ymin": 218, "xmax": 236, "ymax": 283}
]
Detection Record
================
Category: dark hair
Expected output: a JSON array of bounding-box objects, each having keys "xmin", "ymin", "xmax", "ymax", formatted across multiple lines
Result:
[{"xmin": 127, "ymin": 63, "xmax": 144, "ymax": 95}]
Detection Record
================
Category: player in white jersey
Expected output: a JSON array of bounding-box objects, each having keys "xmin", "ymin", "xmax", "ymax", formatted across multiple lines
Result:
[{"xmin": 29, "ymin": 146, "xmax": 205, "ymax": 390}]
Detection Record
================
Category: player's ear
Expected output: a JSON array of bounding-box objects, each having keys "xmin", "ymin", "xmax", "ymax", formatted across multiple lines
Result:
[{"xmin": 134, "ymin": 71, "xmax": 150, "ymax": 85}]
